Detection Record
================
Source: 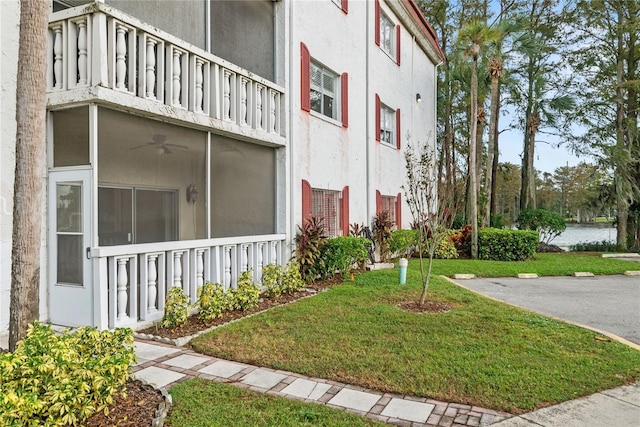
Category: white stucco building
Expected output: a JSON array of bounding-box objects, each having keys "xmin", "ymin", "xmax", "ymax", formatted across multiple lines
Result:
[{"xmin": 0, "ymin": 0, "xmax": 444, "ymax": 343}]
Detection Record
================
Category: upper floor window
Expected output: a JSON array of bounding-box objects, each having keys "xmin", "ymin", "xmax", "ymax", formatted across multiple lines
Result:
[
  {"xmin": 310, "ymin": 61, "xmax": 338, "ymax": 120},
  {"xmin": 380, "ymin": 11, "xmax": 395, "ymax": 56},
  {"xmin": 380, "ymin": 103, "xmax": 395, "ymax": 145},
  {"xmin": 301, "ymin": 43, "xmax": 349, "ymax": 127}
]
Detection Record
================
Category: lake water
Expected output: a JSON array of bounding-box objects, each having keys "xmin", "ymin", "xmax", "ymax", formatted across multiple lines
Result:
[{"xmin": 552, "ymin": 223, "xmax": 616, "ymax": 249}]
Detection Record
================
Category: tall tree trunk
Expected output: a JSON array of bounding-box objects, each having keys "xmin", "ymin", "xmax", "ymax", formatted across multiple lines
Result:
[
  {"xmin": 9, "ymin": 0, "xmax": 49, "ymax": 351},
  {"xmin": 469, "ymin": 47, "xmax": 480, "ymax": 259},
  {"xmin": 614, "ymin": 0, "xmax": 629, "ymax": 251},
  {"xmin": 483, "ymin": 55, "xmax": 502, "ymax": 227}
]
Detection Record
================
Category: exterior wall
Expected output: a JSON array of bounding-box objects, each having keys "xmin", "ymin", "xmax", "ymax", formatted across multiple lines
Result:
[
  {"xmin": 106, "ymin": 0, "xmax": 207, "ymax": 50},
  {"xmin": 290, "ymin": 0, "xmax": 439, "ymax": 234}
]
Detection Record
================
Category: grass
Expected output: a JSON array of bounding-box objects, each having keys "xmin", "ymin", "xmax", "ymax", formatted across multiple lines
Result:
[
  {"xmin": 430, "ymin": 252, "xmax": 637, "ymax": 277},
  {"xmin": 190, "ymin": 254, "xmax": 640, "ymax": 414},
  {"xmin": 166, "ymin": 379, "xmax": 385, "ymax": 426}
]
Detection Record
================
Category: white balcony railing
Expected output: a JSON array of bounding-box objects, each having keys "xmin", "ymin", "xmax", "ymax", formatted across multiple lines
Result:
[
  {"xmin": 91, "ymin": 234, "xmax": 286, "ymax": 330},
  {"xmin": 47, "ymin": 3, "xmax": 283, "ymax": 136}
]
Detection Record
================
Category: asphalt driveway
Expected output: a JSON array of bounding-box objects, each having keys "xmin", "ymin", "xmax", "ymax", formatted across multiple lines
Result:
[{"xmin": 452, "ymin": 275, "xmax": 640, "ymax": 346}]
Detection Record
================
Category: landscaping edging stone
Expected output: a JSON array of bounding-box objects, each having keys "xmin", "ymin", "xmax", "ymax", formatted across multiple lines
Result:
[{"xmin": 134, "ymin": 378, "xmax": 173, "ymax": 427}]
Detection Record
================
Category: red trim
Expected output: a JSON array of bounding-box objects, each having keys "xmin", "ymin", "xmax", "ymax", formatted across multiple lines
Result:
[
  {"xmin": 375, "ymin": 94, "xmax": 381, "ymax": 142},
  {"xmin": 342, "ymin": 186, "xmax": 350, "ymax": 236},
  {"xmin": 376, "ymin": 190, "xmax": 382, "ymax": 214},
  {"xmin": 374, "ymin": 0, "xmax": 380, "ymax": 46},
  {"xmin": 300, "ymin": 42, "xmax": 310, "ymax": 112},
  {"xmin": 395, "ymin": 193, "xmax": 402, "ymax": 229},
  {"xmin": 302, "ymin": 179, "xmax": 312, "ymax": 224},
  {"xmin": 341, "ymin": 0, "xmax": 348, "ymax": 14},
  {"xmin": 402, "ymin": 0, "xmax": 446, "ymax": 62},
  {"xmin": 396, "ymin": 109, "xmax": 401, "ymax": 149},
  {"xmin": 396, "ymin": 25, "xmax": 401, "ymax": 65},
  {"xmin": 341, "ymin": 73, "xmax": 349, "ymax": 128}
]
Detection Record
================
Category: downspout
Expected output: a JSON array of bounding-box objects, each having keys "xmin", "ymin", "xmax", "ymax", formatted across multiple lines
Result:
[
  {"xmin": 365, "ymin": 0, "xmax": 371, "ymax": 225},
  {"xmin": 205, "ymin": 0, "xmax": 211, "ymax": 52},
  {"xmin": 288, "ymin": 0, "xmax": 295, "ymax": 247}
]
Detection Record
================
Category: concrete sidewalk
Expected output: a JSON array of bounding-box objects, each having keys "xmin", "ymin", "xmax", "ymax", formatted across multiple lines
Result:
[
  {"xmin": 133, "ymin": 339, "xmax": 512, "ymax": 426},
  {"xmin": 492, "ymin": 382, "xmax": 640, "ymax": 427}
]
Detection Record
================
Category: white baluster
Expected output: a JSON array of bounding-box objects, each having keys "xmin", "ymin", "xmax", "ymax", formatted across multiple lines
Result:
[
  {"xmin": 172, "ymin": 49, "xmax": 181, "ymax": 106},
  {"xmin": 240, "ymin": 79, "xmax": 247, "ymax": 125},
  {"xmin": 173, "ymin": 251, "xmax": 183, "ymax": 288},
  {"xmin": 270, "ymin": 91, "xmax": 277, "ymax": 132},
  {"xmin": 145, "ymin": 38, "xmax": 157, "ymax": 98},
  {"xmin": 115, "ymin": 24, "xmax": 127, "ymax": 90},
  {"xmin": 256, "ymin": 87, "xmax": 263, "ymax": 129},
  {"xmin": 117, "ymin": 258, "xmax": 129, "ymax": 319},
  {"xmin": 196, "ymin": 250, "xmax": 205, "ymax": 287},
  {"xmin": 53, "ymin": 25, "xmax": 63, "ymax": 89},
  {"xmin": 147, "ymin": 255, "xmax": 158, "ymax": 311},
  {"xmin": 241, "ymin": 245, "xmax": 249, "ymax": 272},
  {"xmin": 271, "ymin": 241, "xmax": 278, "ymax": 265},
  {"xmin": 77, "ymin": 19, "xmax": 87, "ymax": 85},
  {"xmin": 224, "ymin": 247, "xmax": 232, "ymax": 288},
  {"xmin": 223, "ymin": 70, "xmax": 231, "ymax": 120},
  {"xmin": 195, "ymin": 59, "xmax": 204, "ymax": 112},
  {"xmin": 257, "ymin": 243, "xmax": 264, "ymax": 283}
]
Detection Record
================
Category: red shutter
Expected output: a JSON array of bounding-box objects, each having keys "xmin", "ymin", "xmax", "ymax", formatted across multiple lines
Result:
[
  {"xmin": 395, "ymin": 193, "xmax": 402, "ymax": 229},
  {"xmin": 376, "ymin": 190, "xmax": 382, "ymax": 214},
  {"xmin": 374, "ymin": 0, "xmax": 380, "ymax": 46},
  {"xmin": 342, "ymin": 186, "xmax": 350, "ymax": 236},
  {"xmin": 396, "ymin": 108, "xmax": 401, "ymax": 149},
  {"xmin": 302, "ymin": 179, "xmax": 312, "ymax": 224},
  {"xmin": 396, "ymin": 25, "xmax": 401, "ymax": 65},
  {"xmin": 341, "ymin": 73, "xmax": 349, "ymax": 128},
  {"xmin": 301, "ymin": 43, "xmax": 310, "ymax": 112},
  {"xmin": 341, "ymin": 0, "xmax": 348, "ymax": 14},
  {"xmin": 375, "ymin": 94, "xmax": 381, "ymax": 142}
]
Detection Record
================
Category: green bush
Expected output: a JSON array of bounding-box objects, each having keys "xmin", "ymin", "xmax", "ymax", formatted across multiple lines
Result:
[
  {"xmin": 229, "ymin": 270, "xmax": 260, "ymax": 311},
  {"xmin": 478, "ymin": 228, "xmax": 539, "ymax": 261},
  {"xmin": 517, "ymin": 208, "xmax": 566, "ymax": 244},
  {"xmin": 262, "ymin": 261, "xmax": 306, "ymax": 297},
  {"xmin": 319, "ymin": 236, "xmax": 369, "ymax": 278},
  {"xmin": 434, "ymin": 229, "xmax": 459, "ymax": 259},
  {"xmin": 0, "ymin": 322, "xmax": 135, "ymax": 426},
  {"xmin": 161, "ymin": 286, "xmax": 191, "ymax": 328},
  {"xmin": 196, "ymin": 282, "xmax": 231, "ymax": 321},
  {"xmin": 390, "ymin": 229, "xmax": 419, "ymax": 258},
  {"xmin": 570, "ymin": 240, "xmax": 617, "ymax": 252}
]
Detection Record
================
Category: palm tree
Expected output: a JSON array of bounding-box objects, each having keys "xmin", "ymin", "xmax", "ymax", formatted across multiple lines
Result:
[{"xmin": 9, "ymin": 0, "xmax": 50, "ymax": 351}]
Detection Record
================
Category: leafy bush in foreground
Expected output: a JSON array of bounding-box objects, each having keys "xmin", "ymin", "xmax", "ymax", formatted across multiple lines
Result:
[
  {"xmin": 0, "ymin": 322, "xmax": 135, "ymax": 426},
  {"xmin": 262, "ymin": 261, "xmax": 306, "ymax": 297},
  {"xmin": 320, "ymin": 236, "xmax": 369, "ymax": 277},
  {"xmin": 161, "ymin": 286, "xmax": 191, "ymax": 328}
]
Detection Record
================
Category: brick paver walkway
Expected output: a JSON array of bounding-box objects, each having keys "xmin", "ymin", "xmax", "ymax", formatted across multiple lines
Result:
[{"xmin": 132, "ymin": 339, "xmax": 512, "ymax": 426}]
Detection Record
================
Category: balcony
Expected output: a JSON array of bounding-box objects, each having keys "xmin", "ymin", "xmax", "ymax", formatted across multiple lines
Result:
[{"xmin": 47, "ymin": 2, "xmax": 285, "ymax": 145}]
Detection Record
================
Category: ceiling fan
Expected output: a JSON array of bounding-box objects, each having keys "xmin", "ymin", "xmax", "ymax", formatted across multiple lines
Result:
[{"xmin": 130, "ymin": 134, "xmax": 189, "ymax": 155}]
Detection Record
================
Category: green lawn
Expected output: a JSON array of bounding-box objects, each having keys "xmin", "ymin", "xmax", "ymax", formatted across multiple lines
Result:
[
  {"xmin": 190, "ymin": 254, "xmax": 640, "ymax": 414},
  {"xmin": 166, "ymin": 379, "xmax": 385, "ymax": 427}
]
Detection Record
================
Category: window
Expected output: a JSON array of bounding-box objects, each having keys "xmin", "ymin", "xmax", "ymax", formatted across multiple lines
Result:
[
  {"xmin": 375, "ymin": 95, "xmax": 401, "ymax": 149},
  {"xmin": 380, "ymin": 11, "xmax": 394, "ymax": 56},
  {"xmin": 380, "ymin": 103, "xmax": 395, "ymax": 145},
  {"xmin": 302, "ymin": 180, "xmax": 350, "ymax": 237},
  {"xmin": 376, "ymin": 191, "xmax": 402, "ymax": 228},
  {"xmin": 381, "ymin": 195, "xmax": 397, "ymax": 224},
  {"xmin": 310, "ymin": 60, "xmax": 338, "ymax": 120},
  {"xmin": 312, "ymin": 188, "xmax": 342, "ymax": 237},
  {"xmin": 375, "ymin": 0, "xmax": 400, "ymax": 64},
  {"xmin": 301, "ymin": 43, "xmax": 349, "ymax": 127}
]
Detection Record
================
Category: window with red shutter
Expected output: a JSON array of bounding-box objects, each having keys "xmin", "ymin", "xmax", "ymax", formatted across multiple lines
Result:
[
  {"xmin": 341, "ymin": 186, "xmax": 349, "ymax": 236},
  {"xmin": 302, "ymin": 179, "xmax": 312, "ymax": 224},
  {"xmin": 375, "ymin": 94, "xmax": 381, "ymax": 142},
  {"xmin": 301, "ymin": 43, "xmax": 310, "ymax": 112},
  {"xmin": 374, "ymin": 0, "xmax": 380, "ymax": 46},
  {"xmin": 376, "ymin": 190, "xmax": 382, "ymax": 214},
  {"xmin": 396, "ymin": 109, "xmax": 401, "ymax": 149},
  {"xmin": 341, "ymin": 0, "xmax": 348, "ymax": 14},
  {"xmin": 395, "ymin": 193, "xmax": 402, "ymax": 229},
  {"xmin": 341, "ymin": 73, "xmax": 348, "ymax": 128},
  {"xmin": 396, "ymin": 25, "xmax": 401, "ymax": 65}
]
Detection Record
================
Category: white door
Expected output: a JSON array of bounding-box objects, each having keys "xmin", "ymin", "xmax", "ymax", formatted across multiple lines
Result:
[{"xmin": 49, "ymin": 169, "xmax": 93, "ymax": 327}]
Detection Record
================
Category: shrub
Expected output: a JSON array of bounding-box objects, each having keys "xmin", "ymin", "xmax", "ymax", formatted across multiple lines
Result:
[
  {"xmin": 0, "ymin": 322, "xmax": 135, "ymax": 426},
  {"xmin": 390, "ymin": 229, "xmax": 419, "ymax": 258},
  {"xmin": 196, "ymin": 282, "xmax": 230, "ymax": 320},
  {"xmin": 263, "ymin": 261, "xmax": 306, "ymax": 297},
  {"xmin": 229, "ymin": 270, "xmax": 260, "ymax": 311},
  {"xmin": 434, "ymin": 229, "xmax": 459, "ymax": 259},
  {"xmin": 478, "ymin": 228, "xmax": 539, "ymax": 261},
  {"xmin": 372, "ymin": 211, "xmax": 395, "ymax": 262},
  {"xmin": 517, "ymin": 208, "xmax": 566, "ymax": 244},
  {"xmin": 570, "ymin": 240, "xmax": 617, "ymax": 252},
  {"xmin": 161, "ymin": 286, "xmax": 190, "ymax": 328},
  {"xmin": 294, "ymin": 216, "xmax": 327, "ymax": 281},
  {"xmin": 319, "ymin": 236, "xmax": 369, "ymax": 278}
]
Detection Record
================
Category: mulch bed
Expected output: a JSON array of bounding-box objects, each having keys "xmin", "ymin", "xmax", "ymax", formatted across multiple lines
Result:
[
  {"xmin": 84, "ymin": 380, "xmax": 165, "ymax": 427},
  {"xmin": 398, "ymin": 300, "xmax": 456, "ymax": 313}
]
